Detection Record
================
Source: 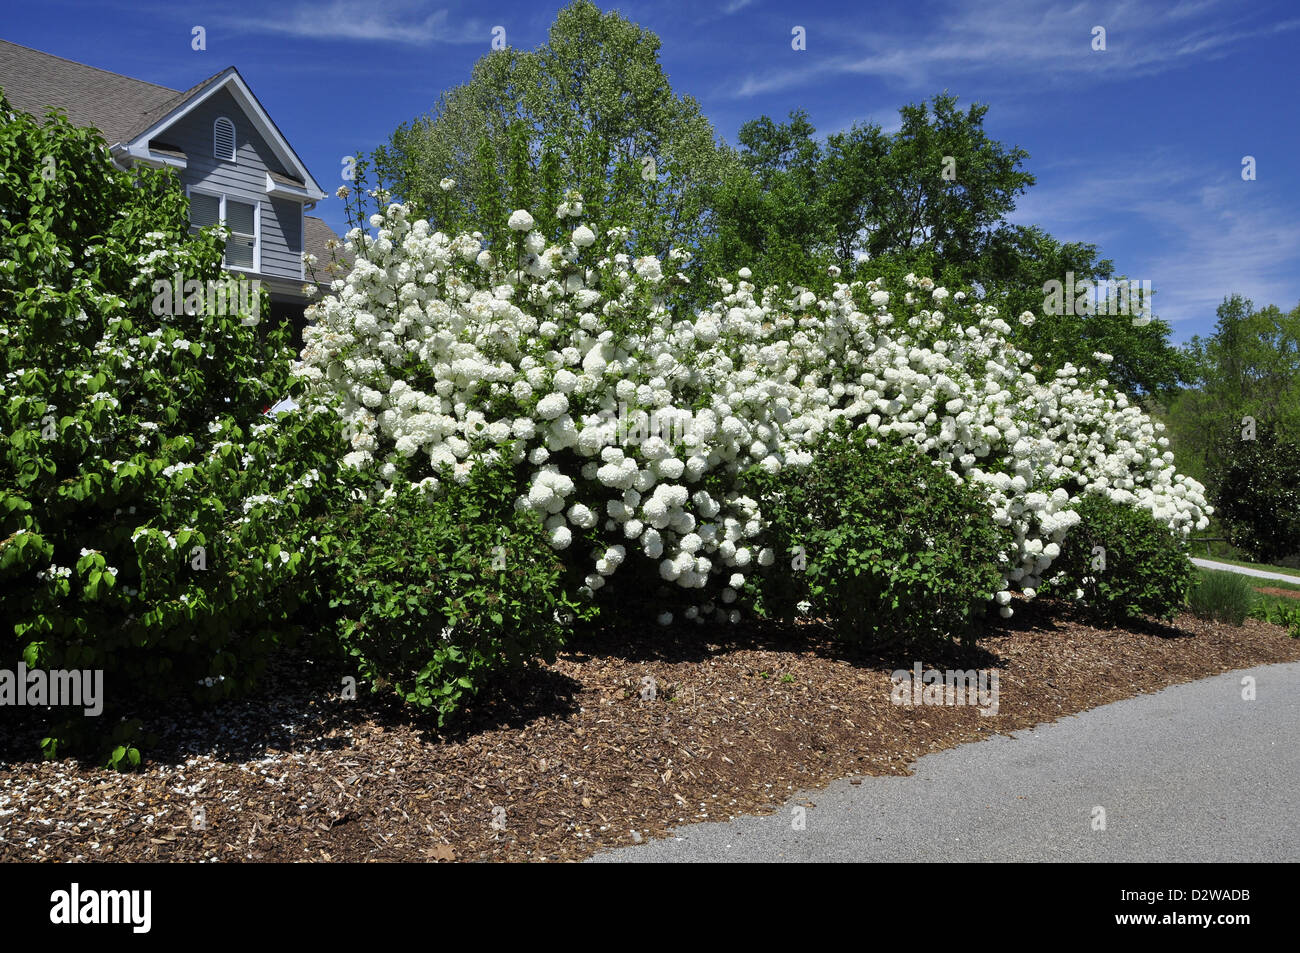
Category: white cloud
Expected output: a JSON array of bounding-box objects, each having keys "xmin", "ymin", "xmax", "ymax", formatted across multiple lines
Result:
[
  {"xmin": 731, "ymin": 0, "xmax": 1300, "ymax": 98},
  {"xmin": 222, "ymin": 0, "xmax": 486, "ymax": 45},
  {"xmin": 1137, "ymin": 188, "xmax": 1300, "ymax": 330}
]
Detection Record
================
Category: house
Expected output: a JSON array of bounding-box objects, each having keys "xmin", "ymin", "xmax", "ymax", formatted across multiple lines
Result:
[{"xmin": 0, "ymin": 38, "xmax": 348, "ymax": 334}]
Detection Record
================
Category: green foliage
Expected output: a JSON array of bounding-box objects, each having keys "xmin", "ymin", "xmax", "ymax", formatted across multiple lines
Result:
[
  {"xmin": 370, "ymin": 0, "xmax": 734, "ymax": 275},
  {"xmin": 1045, "ymin": 495, "xmax": 1194, "ymax": 623},
  {"xmin": 0, "ymin": 91, "xmax": 348, "ymax": 764},
  {"xmin": 705, "ymin": 110, "xmax": 841, "ymax": 290},
  {"xmin": 1206, "ymin": 419, "xmax": 1300, "ymax": 564},
  {"xmin": 741, "ymin": 427, "xmax": 1006, "ymax": 647},
  {"xmin": 1250, "ymin": 599, "xmax": 1300, "ymax": 638},
  {"xmin": 320, "ymin": 460, "xmax": 589, "ymax": 724},
  {"xmin": 1177, "ymin": 295, "xmax": 1300, "ymax": 445},
  {"xmin": 1186, "ymin": 569, "xmax": 1255, "ymax": 626},
  {"xmin": 985, "ymin": 224, "xmax": 1187, "ymax": 399},
  {"xmin": 1165, "ymin": 294, "xmax": 1300, "ymax": 473}
]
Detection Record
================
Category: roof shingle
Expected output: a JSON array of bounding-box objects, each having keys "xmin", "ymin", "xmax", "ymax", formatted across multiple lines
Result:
[{"xmin": 0, "ymin": 38, "xmax": 226, "ymax": 144}]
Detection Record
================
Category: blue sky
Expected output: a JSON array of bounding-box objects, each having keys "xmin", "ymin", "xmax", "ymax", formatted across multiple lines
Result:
[{"xmin": 4, "ymin": 0, "xmax": 1298, "ymax": 342}]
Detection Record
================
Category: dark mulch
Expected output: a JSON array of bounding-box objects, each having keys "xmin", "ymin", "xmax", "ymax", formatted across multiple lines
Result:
[{"xmin": 2, "ymin": 602, "xmax": 1298, "ymax": 863}]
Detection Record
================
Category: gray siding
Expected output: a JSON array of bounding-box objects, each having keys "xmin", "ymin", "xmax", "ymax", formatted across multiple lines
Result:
[
  {"xmin": 262, "ymin": 197, "xmax": 303, "ymax": 280},
  {"xmin": 162, "ymin": 87, "xmax": 303, "ymax": 281}
]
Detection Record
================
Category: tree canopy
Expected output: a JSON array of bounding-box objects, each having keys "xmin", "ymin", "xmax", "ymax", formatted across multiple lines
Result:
[
  {"xmin": 370, "ymin": 0, "xmax": 735, "ymax": 267},
  {"xmin": 704, "ymin": 96, "xmax": 1184, "ymax": 399},
  {"xmin": 1161, "ymin": 294, "xmax": 1300, "ymax": 486}
]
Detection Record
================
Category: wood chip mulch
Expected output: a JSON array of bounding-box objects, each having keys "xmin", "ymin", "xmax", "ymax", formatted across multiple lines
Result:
[
  {"xmin": 1255, "ymin": 585, "xmax": 1300, "ymax": 600},
  {"xmin": 3, "ymin": 602, "xmax": 1298, "ymax": 863}
]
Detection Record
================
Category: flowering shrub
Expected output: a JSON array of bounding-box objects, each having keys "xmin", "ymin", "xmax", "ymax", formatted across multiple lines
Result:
[
  {"xmin": 1041, "ymin": 495, "xmax": 1195, "ymax": 623},
  {"xmin": 319, "ymin": 458, "xmax": 589, "ymax": 723},
  {"xmin": 0, "ymin": 96, "xmax": 347, "ymax": 763},
  {"xmin": 741, "ymin": 426, "xmax": 1006, "ymax": 645},
  {"xmin": 297, "ymin": 195, "xmax": 1211, "ymax": 626}
]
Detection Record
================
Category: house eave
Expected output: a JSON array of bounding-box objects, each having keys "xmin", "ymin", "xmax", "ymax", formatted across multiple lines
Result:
[
  {"xmin": 265, "ymin": 172, "xmax": 312, "ymax": 201},
  {"xmin": 109, "ymin": 142, "xmax": 187, "ymax": 170},
  {"xmin": 120, "ymin": 69, "xmax": 327, "ymax": 202}
]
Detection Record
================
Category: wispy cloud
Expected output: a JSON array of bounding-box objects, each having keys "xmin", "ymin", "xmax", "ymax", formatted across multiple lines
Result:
[
  {"xmin": 723, "ymin": 0, "xmax": 756, "ymax": 13},
  {"xmin": 1138, "ymin": 187, "xmax": 1300, "ymax": 329},
  {"xmin": 732, "ymin": 0, "xmax": 1300, "ymax": 97},
  {"xmin": 220, "ymin": 0, "xmax": 488, "ymax": 45},
  {"xmin": 1006, "ymin": 157, "xmax": 1300, "ymax": 330}
]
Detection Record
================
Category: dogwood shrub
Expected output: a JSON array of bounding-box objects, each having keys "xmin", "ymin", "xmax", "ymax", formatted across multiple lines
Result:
[
  {"xmin": 297, "ymin": 197, "xmax": 1211, "ymax": 622},
  {"xmin": 0, "ymin": 96, "xmax": 348, "ymax": 763}
]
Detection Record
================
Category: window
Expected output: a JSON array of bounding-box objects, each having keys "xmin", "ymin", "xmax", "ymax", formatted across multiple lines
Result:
[
  {"xmin": 213, "ymin": 117, "xmax": 236, "ymax": 161},
  {"xmin": 188, "ymin": 189, "xmax": 259, "ymax": 271},
  {"xmin": 223, "ymin": 199, "xmax": 256, "ymax": 269}
]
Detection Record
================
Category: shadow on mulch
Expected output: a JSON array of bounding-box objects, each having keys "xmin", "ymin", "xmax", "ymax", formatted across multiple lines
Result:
[
  {"xmin": 0, "ymin": 647, "xmax": 587, "ymax": 770},
  {"xmin": 999, "ymin": 596, "xmax": 1194, "ymax": 641},
  {"xmin": 571, "ymin": 614, "xmax": 1007, "ymax": 675},
  {"xmin": 0, "ymin": 597, "xmax": 1197, "ymax": 770},
  {"xmin": 4, "ymin": 596, "xmax": 1299, "ymax": 863}
]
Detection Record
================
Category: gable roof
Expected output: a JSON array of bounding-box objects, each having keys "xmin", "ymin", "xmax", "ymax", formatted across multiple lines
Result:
[{"xmin": 0, "ymin": 39, "xmax": 324, "ymax": 201}]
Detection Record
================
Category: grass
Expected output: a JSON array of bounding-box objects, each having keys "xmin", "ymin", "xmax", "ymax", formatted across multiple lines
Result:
[
  {"xmin": 1246, "ymin": 575, "xmax": 1300, "ymax": 626},
  {"xmin": 1187, "ymin": 569, "xmax": 1256, "ymax": 625},
  {"xmin": 1186, "ymin": 568, "xmax": 1300, "ymax": 636},
  {"xmin": 1250, "ymin": 599, "xmax": 1300, "ymax": 638}
]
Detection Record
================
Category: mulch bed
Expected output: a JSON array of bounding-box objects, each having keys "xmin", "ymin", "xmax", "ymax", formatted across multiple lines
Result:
[
  {"xmin": 3, "ymin": 602, "xmax": 1298, "ymax": 863},
  {"xmin": 1255, "ymin": 586, "xmax": 1300, "ymax": 600}
]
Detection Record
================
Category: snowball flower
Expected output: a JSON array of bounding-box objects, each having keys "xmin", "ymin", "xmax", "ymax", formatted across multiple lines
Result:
[
  {"xmin": 536, "ymin": 393, "xmax": 569, "ymax": 420},
  {"xmin": 508, "ymin": 210, "xmax": 535, "ymax": 231}
]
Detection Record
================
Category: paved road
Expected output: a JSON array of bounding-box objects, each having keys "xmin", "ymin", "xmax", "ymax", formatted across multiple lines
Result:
[
  {"xmin": 589, "ymin": 663, "xmax": 1300, "ymax": 862},
  {"xmin": 1192, "ymin": 558, "xmax": 1300, "ymax": 584}
]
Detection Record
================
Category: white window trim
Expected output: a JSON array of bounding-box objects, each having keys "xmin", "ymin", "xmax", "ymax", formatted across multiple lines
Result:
[
  {"xmin": 213, "ymin": 116, "xmax": 236, "ymax": 163},
  {"xmin": 299, "ymin": 204, "xmax": 306, "ymax": 280},
  {"xmin": 186, "ymin": 185, "xmax": 260, "ymax": 274}
]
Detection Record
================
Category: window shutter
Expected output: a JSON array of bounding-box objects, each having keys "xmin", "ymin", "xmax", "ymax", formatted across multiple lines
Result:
[
  {"xmin": 213, "ymin": 117, "xmax": 236, "ymax": 161},
  {"xmin": 188, "ymin": 192, "xmax": 220, "ymax": 230}
]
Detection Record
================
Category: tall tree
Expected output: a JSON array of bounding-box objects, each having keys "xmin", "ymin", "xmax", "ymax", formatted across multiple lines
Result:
[
  {"xmin": 1163, "ymin": 294, "xmax": 1300, "ymax": 486},
  {"xmin": 370, "ymin": 0, "xmax": 735, "ymax": 267}
]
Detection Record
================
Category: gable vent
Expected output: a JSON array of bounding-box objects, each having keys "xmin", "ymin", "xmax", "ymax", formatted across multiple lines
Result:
[{"xmin": 213, "ymin": 117, "xmax": 236, "ymax": 162}]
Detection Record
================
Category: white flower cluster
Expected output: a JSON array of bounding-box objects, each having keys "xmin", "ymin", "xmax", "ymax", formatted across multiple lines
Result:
[{"xmin": 297, "ymin": 203, "xmax": 1210, "ymax": 612}]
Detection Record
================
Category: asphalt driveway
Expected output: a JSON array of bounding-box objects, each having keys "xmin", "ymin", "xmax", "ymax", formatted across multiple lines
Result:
[{"xmin": 590, "ymin": 662, "xmax": 1300, "ymax": 862}]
